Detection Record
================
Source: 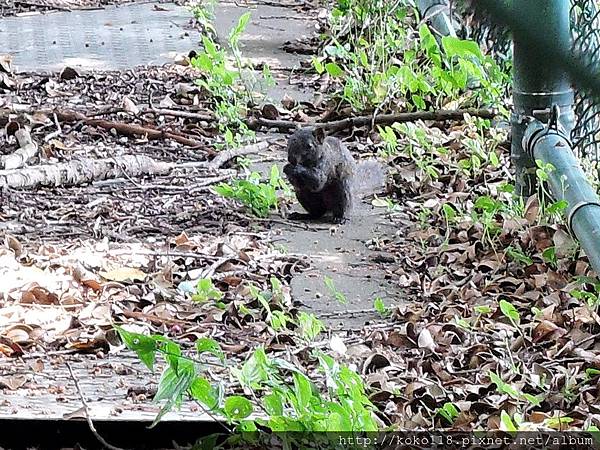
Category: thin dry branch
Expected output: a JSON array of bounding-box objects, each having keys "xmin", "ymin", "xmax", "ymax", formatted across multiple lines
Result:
[
  {"xmin": 52, "ymin": 109, "xmax": 205, "ymax": 147},
  {"xmin": 144, "ymin": 106, "xmax": 214, "ymax": 122},
  {"xmin": 66, "ymin": 363, "xmax": 125, "ymax": 450},
  {"xmin": 207, "ymin": 141, "xmax": 270, "ymax": 169},
  {"xmin": 179, "ymin": 141, "xmax": 270, "ymax": 170},
  {"xmin": 247, "ymin": 108, "xmax": 497, "ymax": 133}
]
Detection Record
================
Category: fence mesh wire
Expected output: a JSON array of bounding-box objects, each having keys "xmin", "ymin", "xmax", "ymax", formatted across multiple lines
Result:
[{"xmin": 570, "ymin": 0, "xmax": 600, "ymax": 160}]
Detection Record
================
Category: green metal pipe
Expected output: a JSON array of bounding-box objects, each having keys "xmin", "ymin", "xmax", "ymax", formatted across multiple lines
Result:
[
  {"xmin": 511, "ymin": 0, "xmax": 575, "ymax": 197},
  {"xmin": 523, "ymin": 120, "xmax": 600, "ymax": 274}
]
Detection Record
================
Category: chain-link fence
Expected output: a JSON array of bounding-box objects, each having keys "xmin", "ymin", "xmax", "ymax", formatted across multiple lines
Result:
[
  {"xmin": 570, "ymin": 0, "xmax": 600, "ymax": 160},
  {"xmin": 424, "ymin": 0, "xmax": 600, "ymax": 164}
]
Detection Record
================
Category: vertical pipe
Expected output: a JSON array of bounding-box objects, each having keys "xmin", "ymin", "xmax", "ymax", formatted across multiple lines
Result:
[{"xmin": 511, "ymin": 0, "xmax": 575, "ymax": 196}]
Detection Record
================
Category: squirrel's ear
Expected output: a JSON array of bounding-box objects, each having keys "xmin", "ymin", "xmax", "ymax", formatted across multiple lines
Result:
[{"xmin": 313, "ymin": 127, "xmax": 325, "ymax": 144}]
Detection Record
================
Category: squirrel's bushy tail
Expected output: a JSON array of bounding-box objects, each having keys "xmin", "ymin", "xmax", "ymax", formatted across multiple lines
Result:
[{"xmin": 353, "ymin": 160, "xmax": 386, "ymax": 196}]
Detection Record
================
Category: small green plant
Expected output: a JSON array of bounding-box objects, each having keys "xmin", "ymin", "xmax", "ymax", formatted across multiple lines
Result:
[
  {"xmin": 324, "ymin": 276, "xmax": 348, "ymax": 304},
  {"xmin": 192, "ymin": 278, "xmax": 224, "ymax": 303},
  {"xmin": 297, "ymin": 311, "xmax": 324, "ymax": 341},
  {"xmin": 489, "ymin": 371, "xmax": 542, "ymax": 407},
  {"xmin": 190, "ymin": 11, "xmax": 275, "ymax": 148},
  {"xmin": 248, "ymin": 277, "xmax": 293, "ymax": 332},
  {"xmin": 116, "ymin": 324, "xmax": 378, "ymax": 444},
  {"xmin": 472, "ymin": 195, "xmax": 505, "ymax": 248},
  {"xmin": 505, "ymin": 246, "xmax": 533, "ymax": 266},
  {"xmin": 371, "ymin": 196, "xmax": 401, "ymax": 212},
  {"xmin": 542, "ymin": 246, "xmax": 558, "ymax": 269},
  {"xmin": 417, "ymin": 205, "xmax": 432, "ymax": 229},
  {"xmin": 213, "ymin": 165, "xmax": 288, "ymax": 217},
  {"xmin": 316, "ymin": 1, "xmax": 508, "ymax": 112},
  {"xmin": 373, "ymin": 297, "xmax": 389, "ymax": 317},
  {"xmin": 474, "ymin": 305, "xmax": 492, "ymax": 315},
  {"xmin": 499, "ymin": 299, "xmax": 521, "ymax": 327},
  {"xmin": 570, "ymin": 279, "xmax": 600, "ymax": 309},
  {"xmin": 437, "ymin": 402, "xmax": 460, "ymax": 425},
  {"xmin": 190, "ymin": 0, "xmax": 217, "ymax": 36}
]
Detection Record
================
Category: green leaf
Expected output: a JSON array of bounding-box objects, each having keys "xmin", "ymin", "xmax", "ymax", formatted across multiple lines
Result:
[
  {"xmin": 373, "ymin": 297, "xmax": 388, "ymax": 317},
  {"xmin": 500, "ymin": 410, "xmax": 517, "ymax": 432},
  {"xmin": 292, "ymin": 373, "xmax": 313, "ymax": 412},
  {"xmin": 196, "ymin": 337, "xmax": 226, "ymax": 363},
  {"xmin": 189, "ymin": 376, "xmax": 220, "ymax": 410},
  {"xmin": 325, "ymin": 62, "xmax": 344, "ymax": 78},
  {"xmin": 324, "ymin": 276, "xmax": 347, "ymax": 304},
  {"xmin": 474, "ymin": 305, "xmax": 492, "ymax": 315},
  {"xmin": 506, "ymin": 246, "xmax": 533, "ymax": 266},
  {"xmin": 412, "ymin": 94, "xmax": 426, "ymax": 110},
  {"xmin": 224, "ymin": 396, "xmax": 253, "ymax": 420},
  {"xmin": 263, "ymin": 391, "xmax": 284, "ymax": 416},
  {"xmin": 547, "ymin": 199, "xmax": 568, "ymax": 215},
  {"xmin": 489, "ymin": 371, "xmax": 520, "ymax": 399},
  {"xmin": 542, "ymin": 246, "xmax": 557, "ymax": 266},
  {"xmin": 115, "ymin": 326, "xmax": 158, "ymax": 371},
  {"xmin": 150, "ymin": 364, "xmax": 196, "ymax": 428},
  {"xmin": 442, "ymin": 36, "xmax": 483, "ymax": 60},
  {"xmin": 522, "ymin": 393, "xmax": 542, "ymax": 407},
  {"xmin": 154, "ymin": 336, "xmax": 183, "ymax": 371},
  {"xmin": 586, "ymin": 368, "xmax": 600, "ymax": 378},
  {"xmin": 437, "ymin": 402, "xmax": 459, "ymax": 424},
  {"xmin": 499, "ymin": 299, "xmax": 520, "ymax": 325},
  {"xmin": 312, "ymin": 57, "xmax": 325, "ymax": 74}
]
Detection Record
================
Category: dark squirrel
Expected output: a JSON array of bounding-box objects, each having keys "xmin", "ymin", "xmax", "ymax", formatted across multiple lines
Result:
[{"xmin": 283, "ymin": 127, "xmax": 385, "ymax": 224}]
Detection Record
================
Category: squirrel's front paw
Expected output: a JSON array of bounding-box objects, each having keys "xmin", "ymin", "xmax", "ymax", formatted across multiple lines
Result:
[
  {"xmin": 288, "ymin": 212, "xmax": 311, "ymax": 221},
  {"xmin": 331, "ymin": 216, "xmax": 348, "ymax": 225},
  {"xmin": 283, "ymin": 164, "xmax": 296, "ymax": 177}
]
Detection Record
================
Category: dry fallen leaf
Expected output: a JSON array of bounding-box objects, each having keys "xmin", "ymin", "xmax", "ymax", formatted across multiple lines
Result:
[
  {"xmin": 99, "ymin": 267, "xmax": 146, "ymax": 283},
  {"xmin": 417, "ymin": 328, "xmax": 436, "ymax": 352}
]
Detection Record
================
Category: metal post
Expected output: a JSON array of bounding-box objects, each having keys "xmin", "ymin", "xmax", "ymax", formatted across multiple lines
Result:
[
  {"xmin": 511, "ymin": 0, "xmax": 575, "ymax": 196},
  {"xmin": 523, "ymin": 114, "xmax": 600, "ymax": 274}
]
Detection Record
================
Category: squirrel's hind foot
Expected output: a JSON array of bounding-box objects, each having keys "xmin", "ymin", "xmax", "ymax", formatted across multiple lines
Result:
[{"xmin": 331, "ymin": 216, "xmax": 349, "ymax": 225}]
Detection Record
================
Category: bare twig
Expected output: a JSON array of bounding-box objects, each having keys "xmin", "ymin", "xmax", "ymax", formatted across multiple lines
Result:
[
  {"xmin": 207, "ymin": 141, "xmax": 270, "ymax": 169},
  {"xmin": 145, "ymin": 106, "xmax": 214, "ymax": 122},
  {"xmin": 178, "ymin": 141, "xmax": 271, "ymax": 170},
  {"xmin": 66, "ymin": 362, "xmax": 125, "ymax": 450}
]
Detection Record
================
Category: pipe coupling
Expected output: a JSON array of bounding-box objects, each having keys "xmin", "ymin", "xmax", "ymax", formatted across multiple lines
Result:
[{"xmin": 521, "ymin": 105, "xmax": 572, "ymax": 158}]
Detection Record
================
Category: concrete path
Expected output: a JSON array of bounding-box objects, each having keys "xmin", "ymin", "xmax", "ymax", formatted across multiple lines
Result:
[
  {"xmin": 216, "ymin": 6, "xmax": 402, "ymax": 328},
  {"xmin": 213, "ymin": 2, "xmax": 402, "ymax": 328},
  {"xmin": 0, "ymin": 2, "xmax": 198, "ymax": 71}
]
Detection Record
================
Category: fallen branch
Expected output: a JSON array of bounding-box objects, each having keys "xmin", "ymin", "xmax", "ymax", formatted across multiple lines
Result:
[
  {"xmin": 52, "ymin": 109, "xmax": 205, "ymax": 147},
  {"xmin": 144, "ymin": 106, "xmax": 214, "ymax": 122},
  {"xmin": 207, "ymin": 141, "xmax": 269, "ymax": 170},
  {"xmin": 1, "ymin": 128, "xmax": 38, "ymax": 170},
  {"xmin": 247, "ymin": 108, "xmax": 497, "ymax": 133},
  {"xmin": 0, "ymin": 154, "xmax": 171, "ymax": 189},
  {"xmin": 179, "ymin": 141, "xmax": 270, "ymax": 170},
  {"xmin": 0, "ymin": 139, "xmax": 269, "ymax": 189}
]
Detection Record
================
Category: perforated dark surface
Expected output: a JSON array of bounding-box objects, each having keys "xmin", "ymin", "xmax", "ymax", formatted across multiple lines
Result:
[{"xmin": 0, "ymin": 2, "xmax": 198, "ymax": 71}]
